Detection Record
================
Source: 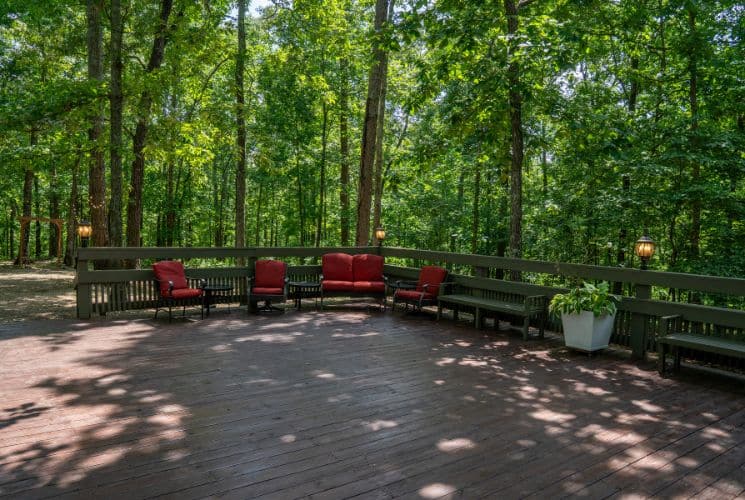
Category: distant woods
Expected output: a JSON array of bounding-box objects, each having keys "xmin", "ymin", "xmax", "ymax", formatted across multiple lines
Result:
[{"xmin": 0, "ymin": 0, "xmax": 743, "ymax": 277}]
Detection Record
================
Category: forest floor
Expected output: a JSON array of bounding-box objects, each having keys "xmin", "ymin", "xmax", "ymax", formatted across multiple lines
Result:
[{"xmin": 0, "ymin": 260, "xmax": 77, "ymax": 323}]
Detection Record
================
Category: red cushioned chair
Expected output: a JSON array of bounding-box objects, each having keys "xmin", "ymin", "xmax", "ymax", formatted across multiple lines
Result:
[
  {"xmin": 152, "ymin": 260, "xmax": 205, "ymax": 322},
  {"xmin": 248, "ymin": 259, "xmax": 288, "ymax": 313},
  {"xmin": 391, "ymin": 266, "xmax": 449, "ymax": 312}
]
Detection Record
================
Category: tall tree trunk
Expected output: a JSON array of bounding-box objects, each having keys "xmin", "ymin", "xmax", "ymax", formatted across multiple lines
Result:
[
  {"xmin": 471, "ymin": 166, "xmax": 481, "ymax": 254},
  {"xmin": 87, "ymin": 0, "xmax": 107, "ymax": 247},
  {"xmin": 108, "ymin": 0, "xmax": 124, "ymax": 248},
  {"xmin": 235, "ymin": 0, "xmax": 247, "ymax": 250},
  {"xmin": 49, "ymin": 164, "xmax": 60, "ymax": 257},
  {"xmin": 64, "ymin": 146, "xmax": 82, "ymax": 266},
  {"xmin": 371, "ymin": 54, "xmax": 389, "ymax": 245},
  {"xmin": 34, "ymin": 175, "xmax": 41, "ymax": 258},
  {"xmin": 356, "ymin": 0, "xmax": 391, "ymax": 246},
  {"xmin": 17, "ymin": 133, "xmax": 35, "ymax": 265},
  {"xmin": 10, "ymin": 200, "xmax": 17, "ymax": 261},
  {"xmin": 687, "ymin": 6, "xmax": 700, "ymax": 259},
  {"xmin": 316, "ymin": 101, "xmax": 328, "ymax": 247},
  {"xmin": 125, "ymin": 0, "xmax": 174, "ymax": 256},
  {"xmin": 505, "ymin": 0, "xmax": 524, "ymax": 279},
  {"xmin": 296, "ymin": 151, "xmax": 305, "ymax": 246},
  {"xmin": 339, "ymin": 57, "xmax": 351, "ymax": 246}
]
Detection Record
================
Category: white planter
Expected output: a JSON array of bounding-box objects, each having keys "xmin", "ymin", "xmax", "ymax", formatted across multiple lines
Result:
[{"xmin": 560, "ymin": 311, "xmax": 616, "ymax": 352}]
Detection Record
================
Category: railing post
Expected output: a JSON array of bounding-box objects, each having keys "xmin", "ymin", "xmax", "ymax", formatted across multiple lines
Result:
[
  {"xmin": 76, "ymin": 253, "xmax": 92, "ymax": 319},
  {"xmin": 630, "ymin": 283, "xmax": 651, "ymax": 359}
]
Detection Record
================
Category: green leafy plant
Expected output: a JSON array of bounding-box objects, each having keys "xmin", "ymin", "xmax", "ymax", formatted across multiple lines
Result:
[{"xmin": 549, "ymin": 282, "xmax": 618, "ymax": 317}]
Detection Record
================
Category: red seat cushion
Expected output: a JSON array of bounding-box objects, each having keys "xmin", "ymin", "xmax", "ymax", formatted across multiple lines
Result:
[
  {"xmin": 254, "ymin": 260, "xmax": 287, "ymax": 288},
  {"xmin": 417, "ymin": 266, "xmax": 448, "ymax": 296},
  {"xmin": 353, "ymin": 281, "xmax": 385, "ymax": 293},
  {"xmin": 352, "ymin": 254, "xmax": 384, "ymax": 282},
  {"xmin": 395, "ymin": 289, "xmax": 436, "ymax": 302},
  {"xmin": 170, "ymin": 288, "xmax": 202, "ymax": 300},
  {"xmin": 322, "ymin": 280, "xmax": 354, "ymax": 291},
  {"xmin": 153, "ymin": 261, "xmax": 189, "ymax": 296},
  {"xmin": 322, "ymin": 253, "xmax": 354, "ymax": 281},
  {"xmin": 251, "ymin": 287, "xmax": 284, "ymax": 295}
]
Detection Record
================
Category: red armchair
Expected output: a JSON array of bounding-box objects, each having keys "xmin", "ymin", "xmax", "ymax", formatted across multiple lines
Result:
[
  {"xmin": 152, "ymin": 260, "xmax": 204, "ymax": 322},
  {"xmin": 391, "ymin": 266, "xmax": 449, "ymax": 312},
  {"xmin": 248, "ymin": 259, "xmax": 288, "ymax": 313}
]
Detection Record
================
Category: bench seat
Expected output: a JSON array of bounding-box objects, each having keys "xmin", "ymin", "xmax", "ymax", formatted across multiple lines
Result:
[
  {"xmin": 437, "ymin": 293, "xmax": 546, "ymax": 340},
  {"xmin": 658, "ymin": 332, "xmax": 745, "ymax": 375}
]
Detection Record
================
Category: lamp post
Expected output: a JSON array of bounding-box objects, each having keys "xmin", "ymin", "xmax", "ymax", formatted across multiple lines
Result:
[
  {"xmin": 77, "ymin": 220, "xmax": 92, "ymax": 248},
  {"xmin": 634, "ymin": 235, "xmax": 656, "ymax": 270}
]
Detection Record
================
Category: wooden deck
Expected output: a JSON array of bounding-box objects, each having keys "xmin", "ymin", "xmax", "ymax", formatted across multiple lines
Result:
[{"xmin": 1, "ymin": 308, "xmax": 744, "ymax": 499}]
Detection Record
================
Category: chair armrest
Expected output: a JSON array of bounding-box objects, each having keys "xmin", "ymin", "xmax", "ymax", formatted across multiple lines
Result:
[{"xmin": 438, "ymin": 281, "xmax": 457, "ymax": 295}]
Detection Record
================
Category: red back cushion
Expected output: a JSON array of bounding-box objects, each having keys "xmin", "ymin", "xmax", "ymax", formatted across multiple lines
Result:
[
  {"xmin": 353, "ymin": 254, "xmax": 384, "ymax": 282},
  {"xmin": 322, "ymin": 253, "xmax": 354, "ymax": 281},
  {"xmin": 254, "ymin": 259, "xmax": 287, "ymax": 288},
  {"xmin": 153, "ymin": 261, "xmax": 189, "ymax": 295},
  {"xmin": 417, "ymin": 266, "xmax": 448, "ymax": 296}
]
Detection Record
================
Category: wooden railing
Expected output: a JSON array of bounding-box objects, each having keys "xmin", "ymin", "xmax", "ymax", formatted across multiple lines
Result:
[{"xmin": 75, "ymin": 246, "xmax": 745, "ymax": 364}]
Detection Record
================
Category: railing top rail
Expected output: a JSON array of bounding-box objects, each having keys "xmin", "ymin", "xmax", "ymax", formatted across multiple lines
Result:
[
  {"xmin": 77, "ymin": 246, "xmax": 378, "ymax": 260},
  {"xmin": 381, "ymin": 247, "xmax": 745, "ymax": 296}
]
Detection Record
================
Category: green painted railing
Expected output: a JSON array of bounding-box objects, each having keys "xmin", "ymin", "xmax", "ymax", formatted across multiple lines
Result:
[{"xmin": 75, "ymin": 246, "xmax": 745, "ymax": 365}]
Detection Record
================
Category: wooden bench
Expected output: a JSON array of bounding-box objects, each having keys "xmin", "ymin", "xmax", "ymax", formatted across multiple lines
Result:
[
  {"xmin": 658, "ymin": 315, "xmax": 745, "ymax": 376},
  {"xmin": 437, "ymin": 283, "xmax": 547, "ymax": 340}
]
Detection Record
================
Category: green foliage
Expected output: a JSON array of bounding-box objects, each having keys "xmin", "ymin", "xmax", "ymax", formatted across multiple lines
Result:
[{"xmin": 549, "ymin": 282, "xmax": 618, "ymax": 318}]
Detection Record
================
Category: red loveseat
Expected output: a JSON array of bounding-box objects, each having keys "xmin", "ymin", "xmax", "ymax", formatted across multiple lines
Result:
[{"xmin": 320, "ymin": 253, "xmax": 387, "ymax": 309}]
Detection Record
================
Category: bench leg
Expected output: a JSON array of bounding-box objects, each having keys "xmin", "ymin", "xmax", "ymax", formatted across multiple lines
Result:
[
  {"xmin": 539, "ymin": 312, "xmax": 545, "ymax": 339},
  {"xmin": 475, "ymin": 308, "xmax": 482, "ymax": 330},
  {"xmin": 437, "ymin": 303, "xmax": 442, "ymax": 321},
  {"xmin": 658, "ymin": 343, "xmax": 666, "ymax": 375},
  {"xmin": 453, "ymin": 306, "xmax": 459, "ymax": 321},
  {"xmin": 674, "ymin": 346, "xmax": 681, "ymax": 372},
  {"xmin": 522, "ymin": 315, "xmax": 530, "ymax": 341}
]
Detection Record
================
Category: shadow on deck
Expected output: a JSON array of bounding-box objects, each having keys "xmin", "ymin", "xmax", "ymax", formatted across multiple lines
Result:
[{"xmin": 0, "ymin": 308, "xmax": 743, "ymax": 499}]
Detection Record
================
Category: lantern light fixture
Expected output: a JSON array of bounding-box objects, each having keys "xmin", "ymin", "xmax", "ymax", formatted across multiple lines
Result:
[
  {"xmin": 77, "ymin": 220, "xmax": 92, "ymax": 247},
  {"xmin": 634, "ymin": 235, "xmax": 656, "ymax": 270}
]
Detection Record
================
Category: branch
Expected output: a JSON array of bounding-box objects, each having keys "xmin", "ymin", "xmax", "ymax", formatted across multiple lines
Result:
[{"xmin": 517, "ymin": 0, "xmax": 539, "ymax": 10}]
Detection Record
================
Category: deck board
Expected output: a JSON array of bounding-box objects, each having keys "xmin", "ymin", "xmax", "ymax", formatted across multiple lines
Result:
[{"xmin": 1, "ymin": 310, "xmax": 744, "ymax": 499}]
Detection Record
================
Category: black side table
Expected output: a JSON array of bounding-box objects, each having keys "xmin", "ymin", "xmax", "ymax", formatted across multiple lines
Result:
[
  {"xmin": 288, "ymin": 281, "xmax": 321, "ymax": 310},
  {"xmin": 202, "ymin": 284, "xmax": 233, "ymax": 317}
]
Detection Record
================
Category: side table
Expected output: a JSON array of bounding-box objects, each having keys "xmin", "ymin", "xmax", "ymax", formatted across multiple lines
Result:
[
  {"xmin": 288, "ymin": 281, "xmax": 321, "ymax": 310},
  {"xmin": 202, "ymin": 284, "xmax": 233, "ymax": 317}
]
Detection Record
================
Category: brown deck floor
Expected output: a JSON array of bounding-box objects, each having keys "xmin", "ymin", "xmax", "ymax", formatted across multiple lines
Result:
[{"xmin": 1, "ymin": 308, "xmax": 744, "ymax": 499}]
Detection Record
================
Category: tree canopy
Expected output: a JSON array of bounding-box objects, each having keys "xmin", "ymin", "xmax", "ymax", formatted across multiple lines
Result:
[{"xmin": 0, "ymin": 0, "xmax": 743, "ymax": 277}]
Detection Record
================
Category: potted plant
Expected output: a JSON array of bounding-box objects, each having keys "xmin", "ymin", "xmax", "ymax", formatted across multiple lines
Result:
[{"xmin": 549, "ymin": 282, "xmax": 618, "ymax": 352}]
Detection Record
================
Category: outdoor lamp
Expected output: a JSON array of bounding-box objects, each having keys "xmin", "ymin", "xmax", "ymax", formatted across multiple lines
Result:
[
  {"xmin": 77, "ymin": 220, "xmax": 92, "ymax": 247},
  {"xmin": 634, "ymin": 235, "xmax": 655, "ymax": 270},
  {"xmin": 375, "ymin": 227, "xmax": 386, "ymax": 244}
]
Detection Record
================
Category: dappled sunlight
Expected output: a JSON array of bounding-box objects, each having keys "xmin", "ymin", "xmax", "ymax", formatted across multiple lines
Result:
[
  {"xmin": 312, "ymin": 370, "xmax": 336, "ymax": 379},
  {"xmin": 234, "ymin": 332, "xmax": 300, "ymax": 343},
  {"xmin": 363, "ymin": 419, "xmax": 398, "ymax": 431},
  {"xmin": 280, "ymin": 434, "xmax": 296, "ymax": 443},
  {"xmin": 331, "ymin": 331, "xmax": 381, "ymax": 338},
  {"xmin": 437, "ymin": 437, "xmax": 476, "ymax": 453},
  {"xmin": 530, "ymin": 408, "xmax": 577, "ymax": 423},
  {"xmin": 418, "ymin": 482, "xmax": 457, "ymax": 498}
]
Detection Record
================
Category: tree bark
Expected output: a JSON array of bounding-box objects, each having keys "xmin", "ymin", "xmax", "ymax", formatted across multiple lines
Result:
[
  {"xmin": 471, "ymin": 166, "xmax": 481, "ymax": 254},
  {"xmin": 339, "ymin": 57, "xmax": 351, "ymax": 246},
  {"xmin": 17, "ymin": 133, "xmax": 35, "ymax": 265},
  {"xmin": 87, "ymin": 0, "xmax": 107, "ymax": 247},
  {"xmin": 235, "ymin": 0, "xmax": 247, "ymax": 250},
  {"xmin": 108, "ymin": 0, "xmax": 124, "ymax": 248},
  {"xmin": 34, "ymin": 175, "xmax": 41, "ymax": 258},
  {"xmin": 371, "ymin": 53, "xmax": 389, "ymax": 245},
  {"xmin": 126, "ymin": 0, "xmax": 174, "ymax": 256},
  {"xmin": 49, "ymin": 164, "xmax": 60, "ymax": 257},
  {"xmin": 356, "ymin": 0, "xmax": 390, "ymax": 246},
  {"xmin": 505, "ymin": 0, "xmax": 524, "ymax": 279},
  {"xmin": 316, "ymin": 101, "xmax": 328, "ymax": 247},
  {"xmin": 64, "ymin": 146, "xmax": 82, "ymax": 266}
]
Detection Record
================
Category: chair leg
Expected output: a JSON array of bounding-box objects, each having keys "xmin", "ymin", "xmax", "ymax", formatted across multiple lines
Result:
[
  {"xmin": 168, "ymin": 304, "xmax": 173, "ymax": 323},
  {"xmin": 658, "ymin": 344, "xmax": 666, "ymax": 375},
  {"xmin": 674, "ymin": 347, "xmax": 681, "ymax": 372},
  {"xmin": 539, "ymin": 312, "xmax": 545, "ymax": 339},
  {"xmin": 475, "ymin": 308, "xmax": 482, "ymax": 330},
  {"xmin": 437, "ymin": 303, "xmax": 442, "ymax": 320},
  {"xmin": 522, "ymin": 315, "xmax": 530, "ymax": 340}
]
